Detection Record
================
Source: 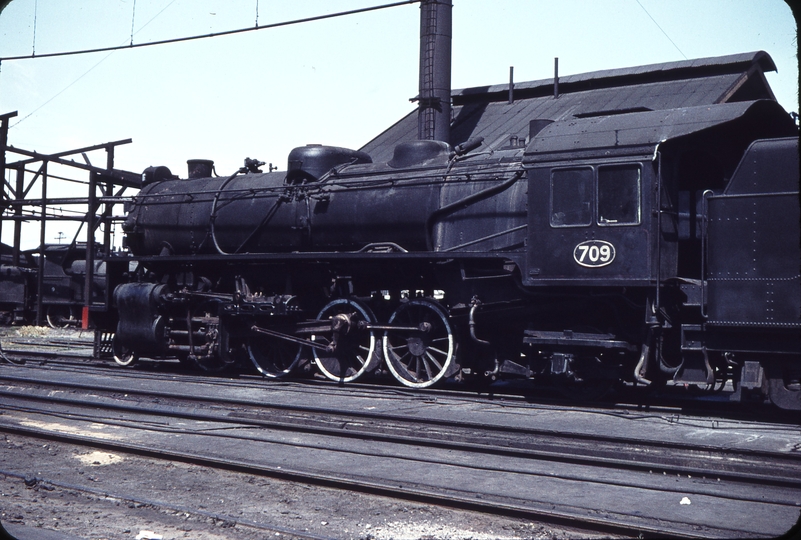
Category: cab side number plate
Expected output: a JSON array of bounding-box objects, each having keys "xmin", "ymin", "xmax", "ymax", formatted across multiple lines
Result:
[{"xmin": 574, "ymin": 240, "xmax": 615, "ymax": 268}]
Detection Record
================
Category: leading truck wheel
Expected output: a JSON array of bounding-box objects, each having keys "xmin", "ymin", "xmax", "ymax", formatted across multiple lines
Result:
[
  {"xmin": 112, "ymin": 335, "xmax": 138, "ymax": 367},
  {"xmin": 312, "ymin": 298, "xmax": 380, "ymax": 383},
  {"xmin": 383, "ymin": 299, "xmax": 455, "ymax": 388},
  {"xmin": 46, "ymin": 305, "xmax": 78, "ymax": 329}
]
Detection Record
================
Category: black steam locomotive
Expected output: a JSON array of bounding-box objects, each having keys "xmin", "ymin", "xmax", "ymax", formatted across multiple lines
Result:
[
  {"xmin": 0, "ymin": 243, "xmax": 109, "ymax": 328},
  {"xmin": 110, "ymin": 88, "xmax": 799, "ymax": 410}
]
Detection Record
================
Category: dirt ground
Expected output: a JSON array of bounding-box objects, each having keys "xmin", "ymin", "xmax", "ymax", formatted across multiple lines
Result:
[{"xmin": 0, "ymin": 433, "xmax": 603, "ymax": 540}]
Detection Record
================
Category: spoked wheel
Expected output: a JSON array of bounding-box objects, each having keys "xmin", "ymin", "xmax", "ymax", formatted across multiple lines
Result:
[
  {"xmin": 46, "ymin": 305, "xmax": 78, "ymax": 329},
  {"xmin": 248, "ymin": 329, "xmax": 302, "ymax": 378},
  {"xmin": 383, "ymin": 299, "xmax": 455, "ymax": 388},
  {"xmin": 112, "ymin": 335, "xmax": 138, "ymax": 367},
  {"xmin": 312, "ymin": 298, "xmax": 380, "ymax": 383}
]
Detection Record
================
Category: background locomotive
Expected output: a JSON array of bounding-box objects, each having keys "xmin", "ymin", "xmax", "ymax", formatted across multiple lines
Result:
[
  {"xmin": 0, "ymin": 243, "xmax": 110, "ymax": 328},
  {"xmin": 106, "ymin": 2, "xmax": 799, "ymax": 410}
]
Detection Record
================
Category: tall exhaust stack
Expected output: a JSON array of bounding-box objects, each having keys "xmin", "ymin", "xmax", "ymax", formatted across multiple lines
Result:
[{"xmin": 417, "ymin": 0, "xmax": 452, "ymax": 143}]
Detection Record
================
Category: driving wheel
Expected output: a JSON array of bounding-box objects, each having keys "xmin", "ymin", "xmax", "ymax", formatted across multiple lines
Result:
[
  {"xmin": 383, "ymin": 299, "xmax": 455, "ymax": 388},
  {"xmin": 248, "ymin": 327, "xmax": 302, "ymax": 378},
  {"xmin": 312, "ymin": 298, "xmax": 379, "ymax": 383}
]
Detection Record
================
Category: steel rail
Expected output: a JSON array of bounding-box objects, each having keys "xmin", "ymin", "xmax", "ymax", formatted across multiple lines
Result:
[
  {"xmin": 1, "ymin": 359, "xmax": 799, "ymax": 537},
  {"xmin": 0, "ymin": 373, "xmax": 798, "ymax": 492},
  {"xmin": 4, "ymin": 389, "xmax": 800, "ymax": 502},
  {"xmin": 0, "ymin": 346, "xmax": 795, "ymax": 425},
  {"xmin": 4, "ymin": 348, "xmax": 799, "ymax": 438},
  {"xmin": 1, "ymin": 347, "xmax": 95, "ymax": 361},
  {"xmin": 0, "ymin": 420, "xmax": 747, "ymax": 540}
]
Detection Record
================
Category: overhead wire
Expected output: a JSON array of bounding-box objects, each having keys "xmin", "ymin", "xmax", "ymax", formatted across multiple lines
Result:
[
  {"xmin": 5, "ymin": 0, "xmax": 419, "ymax": 129},
  {"xmin": 10, "ymin": 54, "xmax": 116, "ymax": 128},
  {"xmin": 634, "ymin": 0, "xmax": 687, "ymax": 60},
  {"xmin": 31, "ymin": 0, "xmax": 37, "ymax": 56},
  {"xmin": 9, "ymin": 0, "xmax": 180, "ymax": 128},
  {"xmin": 130, "ymin": 0, "xmax": 137, "ymax": 47},
  {"xmin": 0, "ymin": 1, "xmax": 421, "ymax": 63}
]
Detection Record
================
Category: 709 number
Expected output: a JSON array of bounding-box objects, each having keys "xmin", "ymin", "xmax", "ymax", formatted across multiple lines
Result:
[{"xmin": 573, "ymin": 240, "xmax": 615, "ymax": 268}]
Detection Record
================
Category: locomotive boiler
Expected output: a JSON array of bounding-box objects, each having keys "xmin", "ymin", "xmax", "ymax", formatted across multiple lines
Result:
[{"xmin": 111, "ymin": 92, "xmax": 800, "ymax": 410}]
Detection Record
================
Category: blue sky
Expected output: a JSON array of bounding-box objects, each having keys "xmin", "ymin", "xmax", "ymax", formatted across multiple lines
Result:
[{"xmin": 0, "ymin": 0, "xmax": 797, "ymax": 247}]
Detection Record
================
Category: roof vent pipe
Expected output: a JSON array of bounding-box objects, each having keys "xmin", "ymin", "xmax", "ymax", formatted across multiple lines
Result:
[
  {"xmin": 417, "ymin": 0, "xmax": 452, "ymax": 143},
  {"xmin": 554, "ymin": 57, "xmax": 559, "ymax": 99},
  {"xmin": 509, "ymin": 66, "xmax": 514, "ymax": 104}
]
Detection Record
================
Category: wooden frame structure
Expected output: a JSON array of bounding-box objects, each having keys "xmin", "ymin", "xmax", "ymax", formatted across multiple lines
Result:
[{"xmin": 0, "ymin": 110, "xmax": 140, "ymax": 326}]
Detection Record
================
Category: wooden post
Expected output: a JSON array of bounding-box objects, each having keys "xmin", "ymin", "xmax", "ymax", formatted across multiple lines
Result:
[
  {"xmin": 83, "ymin": 172, "xmax": 98, "ymax": 329},
  {"xmin": 12, "ymin": 166, "xmax": 23, "ymax": 266},
  {"xmin": 35, "ymin": 163, "xmax": 47, "ymax": 326},
  {"xmin": 0, "ymin": 112, "xmax": 18, "ymax": 247}
]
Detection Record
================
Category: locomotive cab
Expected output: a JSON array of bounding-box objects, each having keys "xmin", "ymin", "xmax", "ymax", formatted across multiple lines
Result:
[
  {"xmin": 525, "ymin": 159, "xmax": 652, "ymax": 285},
  {"xmin": 518, "ymin": 101, "xmax": 799, "ymax": 406},
  {"xmin": 522, "ymin": 101, "xmax": 797, "ymax": 289}
]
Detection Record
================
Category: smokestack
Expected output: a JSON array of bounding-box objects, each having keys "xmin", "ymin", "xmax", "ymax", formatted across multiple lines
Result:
[{"xmin": 417, "ymin": 0, "xmax": 452, "ymax": 143}]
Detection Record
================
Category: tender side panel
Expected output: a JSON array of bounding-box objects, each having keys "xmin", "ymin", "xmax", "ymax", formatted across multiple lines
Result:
[{"xmin": 706, "ymin": 138, "xmax": 800, "ymax": 330}]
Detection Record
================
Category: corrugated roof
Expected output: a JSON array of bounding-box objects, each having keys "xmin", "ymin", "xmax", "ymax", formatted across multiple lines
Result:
[
  {"xmin": 360, "ymin": 51, "xmax": 780, "ymax": 164},
  {"xmin": 523, "ymin": 100, "xmax": 795, "ymax": 163},
  {"xmin": 452, "ymin": 51, "xmax": 775, "ymax": 103}
]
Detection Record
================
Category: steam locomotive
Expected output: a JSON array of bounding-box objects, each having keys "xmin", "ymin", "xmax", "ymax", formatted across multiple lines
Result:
[
  {"xmin": 109, "ymin": 94, "xmax": 800, "ymax": 410},
  {"xmin": 0, "ymin": 243, "xmax": 109, "ymax": 328}
]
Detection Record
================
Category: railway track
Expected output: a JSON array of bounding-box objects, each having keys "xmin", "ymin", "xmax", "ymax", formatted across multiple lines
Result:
[
  {"xmin": 1, "ymin": 360, "xmax": 799, "ymax": 538},
  {"xmin": 0, "ymin": 365, "xmax": 798, "ymax": 489},
  {"xmin": 2, "ymin": 335, "xmax": 791, "ymax": 422}
]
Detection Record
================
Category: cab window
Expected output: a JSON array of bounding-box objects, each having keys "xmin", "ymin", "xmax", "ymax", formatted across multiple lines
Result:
[
  {"xmin": 597, "ymin": 165, "xmax": 641, "ymax": 225},
  {"xmin": 550, "ymin": 168, "xmax": 592, "ymax": 227},
  {"xmin": 549, "ymin": 164, "xmax": 642, "ymax": 228}
]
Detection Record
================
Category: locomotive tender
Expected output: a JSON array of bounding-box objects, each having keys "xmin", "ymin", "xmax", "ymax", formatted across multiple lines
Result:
[{"xmin": 107, "ymin": 1, "xmax": 800, "ymax": 411}]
